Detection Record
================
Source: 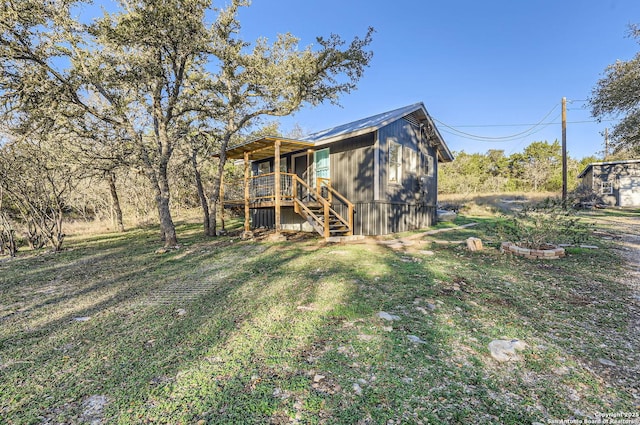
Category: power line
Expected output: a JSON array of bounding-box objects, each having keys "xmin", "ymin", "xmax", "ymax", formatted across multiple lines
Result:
[
  {"xmin": 433, "ymin": 104, "xmax": 559, "ymax": 141},
  {"xmin": 444, "ymin": 118, "xmax": 614, "ymax": 128},
  {"xmin": 434, "ymin": 108, "xmax": 616, "ymax": 143}
]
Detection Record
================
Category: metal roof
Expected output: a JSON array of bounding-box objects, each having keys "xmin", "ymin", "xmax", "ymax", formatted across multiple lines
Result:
[
  {"xmin": 302, "ymin": 102, "xmax": 454, "ymax": 162},
  {"xmin": 221, "ymin": 103, "xmax": 454, "ymax": 162},
  {"xmin": 577, "ymin": 158, "xmax": 640, "ymax": 178}
]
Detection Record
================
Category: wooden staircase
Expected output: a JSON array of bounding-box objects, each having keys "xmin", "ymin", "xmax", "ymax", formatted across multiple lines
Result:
[
  {"xmin": 298, "ymin": 204, "xmax": 351, "ymax": 237},
  {"xmin": 292, "ymin": 176, "xmax": 354, "ymax": 239}
]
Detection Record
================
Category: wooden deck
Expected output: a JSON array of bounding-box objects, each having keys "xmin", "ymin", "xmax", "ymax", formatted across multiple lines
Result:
[
  {"xmin": 222, "ymin": 172, "xmax": 354, "ymax": 238},
  {"xmin": 218, "ymin": 137, "xmax": 353, "ymax": 238}
]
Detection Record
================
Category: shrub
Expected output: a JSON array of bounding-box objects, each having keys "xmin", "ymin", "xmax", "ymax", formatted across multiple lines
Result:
[{"xmin": 495, "ymin": 197, "xmax": 592, "ymax": 249}]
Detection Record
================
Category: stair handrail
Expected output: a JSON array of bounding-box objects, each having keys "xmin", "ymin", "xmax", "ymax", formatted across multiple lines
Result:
[
  {"xmin": 316, "ymin": 178, "xmax": 354, "ymax": 236},
  {"xmin": 292, "ymin": 175, "xmax": 350, "ymax": 237}
]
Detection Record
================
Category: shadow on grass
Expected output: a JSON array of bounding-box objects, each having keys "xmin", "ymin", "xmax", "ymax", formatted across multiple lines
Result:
[{"xmin": 0, "ymin": 218, "xmax": 637, "ymax": 424}]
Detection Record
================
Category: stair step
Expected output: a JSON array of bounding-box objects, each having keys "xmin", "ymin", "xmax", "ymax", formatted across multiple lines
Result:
[{"xmin": 296, "ymin": 198, "xmax": 352, "ymax": 239}]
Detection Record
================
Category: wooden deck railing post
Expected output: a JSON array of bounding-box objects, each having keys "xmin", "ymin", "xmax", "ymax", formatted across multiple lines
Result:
[
  {"xmin": 274, "ymin": 140, "xmax": 281, "ymax": 233},
  {"xmin": 323, "ymin": 200, "xmax": 330, "ymax": 238},
  {"xmin": 219, "ymin": 171, "xmax": 225, "ymax": 231},
  {"xmin": 347, "ymin": 203, "xmax": 353, "ymax": 236},
  {"xmin": 243, "ymin": 151, "xmax": 250, "ymax": 232}
]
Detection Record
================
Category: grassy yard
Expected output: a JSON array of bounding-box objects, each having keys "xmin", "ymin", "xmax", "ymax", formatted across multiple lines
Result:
[{"xmin": 1, "ymin": 209, "xmax": 639, "ymax": 424}]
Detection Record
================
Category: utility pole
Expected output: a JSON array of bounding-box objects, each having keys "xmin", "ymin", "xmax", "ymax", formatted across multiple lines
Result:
[
  {"xmin": 561, "ymin": 97, "xmax": 567, "ymax": 204},
  {"xmin": 604, "ymin": 128, "xmax": 609, "ymax": 160}
]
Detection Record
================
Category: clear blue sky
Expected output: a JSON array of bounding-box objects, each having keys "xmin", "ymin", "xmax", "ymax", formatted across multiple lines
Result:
[{"xmin": 235, "ymin": 0, "xmax": 640, "ymax": 160}]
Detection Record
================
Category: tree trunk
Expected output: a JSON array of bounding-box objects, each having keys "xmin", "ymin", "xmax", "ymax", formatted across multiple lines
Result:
[
  {"xmin": 51, "ymin": 206, "xmax": 65, "ymax": 252},
  {"xmin": 208, "ymin": 152, "xmax": 228, "ymax": 237},
  {"xmin": 156, "ymin": 166, "xmax": 178, "ymax": 247},
  {"xmin": 190, "ymin": 149, "xmax": 210, "ymax": 236},
  {"xmin": 108, "ymin": 171, "xmax": 125, "ymax": 232}
]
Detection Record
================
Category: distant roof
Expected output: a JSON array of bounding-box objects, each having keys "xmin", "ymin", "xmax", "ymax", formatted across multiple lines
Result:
[
  {"xmin": 578, "ymin": 159, "xmax": 640, "ymax": 178},
  {"xmin": 302, "ymin": 102, "xmax": 454, "ymax": 162}
]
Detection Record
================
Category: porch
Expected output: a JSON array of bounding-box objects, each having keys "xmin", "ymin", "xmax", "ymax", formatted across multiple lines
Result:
[{"xmin": 220, "ymin": 137, "xmax": 354, "ymax": 238}]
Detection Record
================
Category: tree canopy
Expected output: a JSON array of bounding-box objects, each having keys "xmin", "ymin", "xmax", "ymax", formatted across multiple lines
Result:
[
  {"xmin": 590, "ymin": 24, "xmax": 640, "ymax": 155},
  {"xmin": 0, "ymin": 0, "xmax": 374, "ymax": 247},
  {"xmin": 438, "ymin": 141, "xmax": 588, "ymax": 194}
]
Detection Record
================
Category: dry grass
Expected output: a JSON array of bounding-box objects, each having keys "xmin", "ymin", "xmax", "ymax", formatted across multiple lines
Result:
[
  {"xmin": 1, "ymin": 209, "xmax": 639, "ymax": 424},
  {"xmin": 439, "ymin": 192, "xmax": 560, "ymax": 216}
]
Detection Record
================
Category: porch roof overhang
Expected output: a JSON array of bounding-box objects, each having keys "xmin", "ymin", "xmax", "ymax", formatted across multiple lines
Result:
[{"xmin": 223, "ymin": 136, "xmax": 315, "ymax": 160}]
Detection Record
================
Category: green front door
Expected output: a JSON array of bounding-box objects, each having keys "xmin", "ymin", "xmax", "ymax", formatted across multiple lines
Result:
[{"xmin": 314, "ymin": 148, "xmax": 330, "ymax": 180}]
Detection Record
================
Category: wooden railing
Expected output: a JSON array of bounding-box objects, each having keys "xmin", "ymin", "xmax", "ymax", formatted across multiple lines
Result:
[
  {"xmin": 316, "ymin": 177, "xmax": 354, "ymax": 235},
  {"xmin": 246, "ymin": 172, "xmax": 295, "ymax": 202},
  {"xmin": 223, "ymin": 173, "xmax": 353, "ymax": 238},
  {"xmin": 292, "ymin": 175, "xmax": 353, "ymax": 237}
]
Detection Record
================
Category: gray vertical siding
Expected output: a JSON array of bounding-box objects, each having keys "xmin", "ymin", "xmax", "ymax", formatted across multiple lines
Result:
[
  {"xmin": 326, "ymin": 133, "xmax": 375, "ymax": 202},
  {"xmin": 333, "ymin": 202, "xmax": 435, "ymax": 236},
  {"xmin": 591, "ymin": 162, "xmax": 640, "ymax": 206},
  {"xmin": 247, "ymin": 114, "xmax": 442, "ymax": 235},
  {"xmin": 378, "ymin": 117, "xmax": 438, "ymax": 208}
]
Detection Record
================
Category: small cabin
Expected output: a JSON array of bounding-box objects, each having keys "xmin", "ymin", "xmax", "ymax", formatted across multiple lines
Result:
[
  {"xmin": 578, "ymin": 159, "xmax": 640, "ymax": 207},
  {"xmin": 222, "ymin": 102, "xmax": 454, "ymax": 238}
]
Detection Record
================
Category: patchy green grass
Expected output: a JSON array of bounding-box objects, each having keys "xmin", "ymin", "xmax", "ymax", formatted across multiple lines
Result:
[{"xmin": 0, "ymin": 211, "xmax": 638, "ymax": 424}]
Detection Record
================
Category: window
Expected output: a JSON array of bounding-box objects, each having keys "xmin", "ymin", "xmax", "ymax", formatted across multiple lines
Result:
[
  {"xmin": 257, "ymin": 161, "xmax": 270, "ymax": 175},
  {"xmin": 409, "ymin": 149, "xmax": 418, "ymax": 174},
  {"xmin": 600, "ymin": 181, "xmax": 613, "ymax": 194},
  {"xmin": 280, "ymin": 157, "xmax": 288, "ymax": 173},
  {"xmin": 388, "ymin": 139, "xmax": 402, "ymax": 183},
  {"xmin": 314, "ymin": 148, "xmax": 330, "ymax": 179}
]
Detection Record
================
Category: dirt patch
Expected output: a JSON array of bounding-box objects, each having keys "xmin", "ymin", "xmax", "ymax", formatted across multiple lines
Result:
[{"xmin": 591, "ymin": 213, "xmax": 640, "ymax": 393}]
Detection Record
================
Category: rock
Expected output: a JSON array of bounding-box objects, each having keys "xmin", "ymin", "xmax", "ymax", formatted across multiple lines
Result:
[
  {"xmin": 73, "ymin": 316, "xmax": 91, "ymax": 322},
  {"xmin": 313, "ymin": 374, "xmax": 325, "ymax": 383},
  {"xmin": 579, "ymin": 245, "xmax": 599, "ymax": 249},
  {"xmin": 377, "ymin": 311, "xmax": 400, "ymax": 321},
  {"xmin": 382, "ymin": 326, "xmax": 393, "ymax": 332},
  {"xmin": 296, "ymin": 305, "xmax": 316, "ymax": 311},
  {"xmin": 437, "ymin": 210, "xmax": 457, "ymax": 222},
  {"xmin": 488, "ymin": 339, "xmax": 527, "ymax": 362},
  {"xmin": 80, "ymin": 395, "xmax": 109, "ymax": 425},
  {"xmin": 598, "ymin": 358, "xmax": 616, "ymax": 367},
  {"xmin": 415, "ymin": 306, "xmax": 429, "ymax": 315},
  {"xmin": 407, "ymin": 335, "xmax": 426, "ymax": 344},
  {"xmin": 154, "ymin": 248, "xmax": 170, "ymax": 254},
  {"xmin": 357, "ymin": 334, "xmax": 374, "ymax": 341},
  {"xmin": 352, "ymin": 382, "xmax": 363, "ymax": 396},
  {"xmin": 466, "ymin": 237, "xmax": 483, "ymax": 251},
  {"xmin": 419, "ymin": 250, "xmax": 435, "ymax": 256},
  {"xmin": 176, "ymin": 308, "xmax": 187, "ymax": 316},
  {"xmin": 402, "ymin": 377, "xmax": 414, "ymax": 384},
  {"xmin": 265, "ymin": 232, "xmax": 287, "ymax": 242},
  {"xmin": 553, "ymin": 366, "xmax": 570, "ymax": 376}
]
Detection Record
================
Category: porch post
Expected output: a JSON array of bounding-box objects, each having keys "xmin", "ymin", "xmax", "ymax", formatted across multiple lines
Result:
[
  {"xmin": 307, "ymin": 149, "xmax": 314, "ymax": 189},
  {"xmin": 274, "ymin": 140, "xmax": 281, "ymax": 233},
  {"xmin": 219, "ymin": 171, "xmax": 225, "ymax": 231},
  {"xmin": 244, "ymin": 151, "xmax": 250, "ymax": 232}
]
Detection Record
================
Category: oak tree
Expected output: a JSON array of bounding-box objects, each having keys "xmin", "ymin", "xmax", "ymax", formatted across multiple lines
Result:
[
  {"xmin": 590, "ymin": 24, "xmax": 640, "ymax": 155},
  {"xmin": 1, "ymin": 0, "xmax": 373, "ymax": 245}
]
